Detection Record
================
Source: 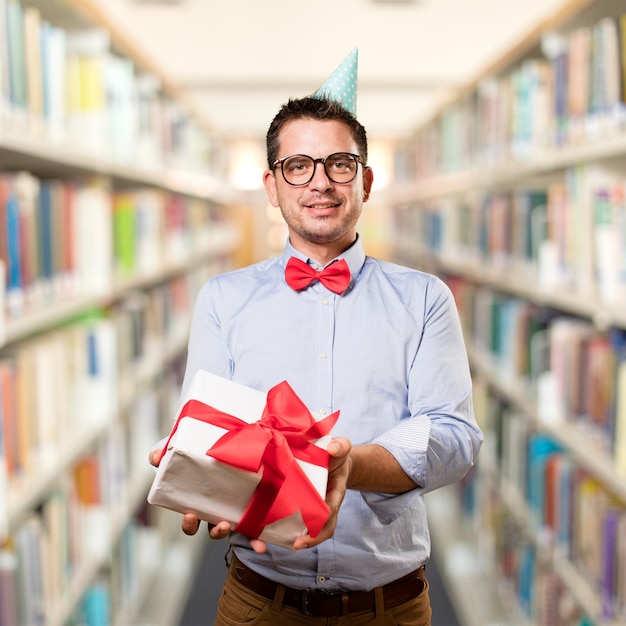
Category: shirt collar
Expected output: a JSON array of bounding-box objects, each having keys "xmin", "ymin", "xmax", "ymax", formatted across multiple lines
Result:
[{"xmin": 282, "ymin": 235, "xmax": 366, "ymax": 288}]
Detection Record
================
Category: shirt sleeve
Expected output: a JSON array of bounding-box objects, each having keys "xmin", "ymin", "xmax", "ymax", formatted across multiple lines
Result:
[
  {"xmin": 180, "ymin": 278, "xmax": 233, "ymax": 399},
  {"xmin": 362, "ymin": 278, "xmax": 483, "ymax": 523}
]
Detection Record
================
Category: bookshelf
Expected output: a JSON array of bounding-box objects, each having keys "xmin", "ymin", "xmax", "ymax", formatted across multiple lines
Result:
[
  {"xmin": 0, "ymin": 1, "xmax": 237, "ymax": 625},
  {"xmin": 391, "ymin": 1, "xmax": 626, "ymax": 625}
]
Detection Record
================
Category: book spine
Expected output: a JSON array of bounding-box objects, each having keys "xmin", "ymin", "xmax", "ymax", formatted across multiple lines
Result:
[
  {"xmin": 5, "ymin": 0, "xmax": 27, "ymax": 112},
  {"xmin": 80, "ymin": 581, "xmax": 110, "ymax": 626},
  {"xmin": 5, "ymin": 180, "xmax": 23, "ymax": 317},
  {"xmin": 0, "ymin": 547, "xmax": 19, "ymax": 626},
  {"xmin": 0, "ymin": 258, "xmax": 5, "ymax": 346}
]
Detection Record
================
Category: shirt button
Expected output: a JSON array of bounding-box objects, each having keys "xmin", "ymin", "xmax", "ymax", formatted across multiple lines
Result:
[
  {"xmin": 317, "ymin": 576, "xmax": 326, "ymax": 583},
  {"xmin": 319, "ymin": 408, "xmax": 327, "ymax": 415},
  {"xmin": 320, "ymin": 352, "xmax": 327, "ymax": 359},
  {"xmin": 322, "ymin": 298, "xmax": 329, "ymax": 305}
]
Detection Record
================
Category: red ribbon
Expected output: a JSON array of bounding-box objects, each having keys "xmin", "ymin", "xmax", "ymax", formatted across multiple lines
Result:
[{"xmin": 159, "ymin": 381, "xmax": 339, "ymax": 539}]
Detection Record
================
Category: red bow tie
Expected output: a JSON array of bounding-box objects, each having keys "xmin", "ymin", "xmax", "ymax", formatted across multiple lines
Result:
[{"xmin": 285, "ymin": 257, "xmax": 351, "ymax": 295}]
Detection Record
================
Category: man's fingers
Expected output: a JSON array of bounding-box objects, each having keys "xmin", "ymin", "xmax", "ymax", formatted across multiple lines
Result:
[
  {"xmin": 149, "ymin": 449, "xmax": 161, "ymax": 467},
  {"xmin": 208, "ymin": 520, "xmax": 231, "ymax": 540},
  {"xmin": 327, "ymin": 437, "xmax": 350, "ymax": 458},
  {"xmin": 249, "ymin": 538, "xmax": 267, "ymax": 554},
  {"xmin": 182, "ymin": 513, "xmax": 200, "ymax": 535}
]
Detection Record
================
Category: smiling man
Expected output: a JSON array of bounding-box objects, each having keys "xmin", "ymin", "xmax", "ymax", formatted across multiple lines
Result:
[{"xmin": 151, "ymin": 51, "xmax": 482, "ymax": 625}]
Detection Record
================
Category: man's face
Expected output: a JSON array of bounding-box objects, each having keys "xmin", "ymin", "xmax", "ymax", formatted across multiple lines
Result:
[{"xmin": 263, "ymin": 118, "xmax": 373, "ymax": 254}]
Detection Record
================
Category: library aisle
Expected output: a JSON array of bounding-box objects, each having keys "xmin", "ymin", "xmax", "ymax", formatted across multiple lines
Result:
[{"xmin": 3, "ymin": 1, "xmax": 626, "ymax": 625}]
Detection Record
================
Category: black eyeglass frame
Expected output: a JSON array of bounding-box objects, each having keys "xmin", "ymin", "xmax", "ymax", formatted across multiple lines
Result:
[{"xmin": 271, "ymin": 152, "xmax": 364, "ymax": 186}]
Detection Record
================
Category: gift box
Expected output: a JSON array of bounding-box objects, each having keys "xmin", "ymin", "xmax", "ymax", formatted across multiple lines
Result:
[{"xmin": 147, "ymin": 370, "xmax": 339, "ymax": 549}]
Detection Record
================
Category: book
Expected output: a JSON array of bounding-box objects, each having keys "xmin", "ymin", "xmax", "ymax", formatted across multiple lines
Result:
[
  {"xmin": 610, "ymin": 181, "xmax": 626, "ymax": 301},
  {"xmin": 112, "ymin": 193, "xmax": 136, "ymax": 278},
  {"xmin": 74, "ymin": 454, "xmax": 101, "ymax": 506},
  {"xmin": 545, "ymin": 181, "xmax": 570, "ymax": 290},
  {"xmin": 135, "ymin": 73, "xmax": 162, "ymax": 168},
  {"xmin": 0, "ymin": 363, "xmax": 7, "ymax": 538},
  {"xmin": 601, "ymin": 507, "xmax": 622, "ymax": 619},
  {"xmin": 31, "ymin": 334, "xmax": 65, "ymax": 468},
  {"xmin": 61, "ymin": 181, "xmax": 78, "ymax": 296},
  {"xmin": 106, "ymin": 54, "xmax": 137, "ymax": 164},
  {"xmin": 40, "ymin": 20, "xmax": 67, "ymax": 139},
  {"xmin": 600, "ymin": 17, "xmax": 624, "ymax": 122},
  {"xmin": 65, "ymin": 28, "xmax": 110, "ymax": 153},
  {"xmin": 15, "ymin": 345, "xmax": 35, "ymax": 476},
  {"xmin": 135, "ymin": 189, "xmax": 165, "ymax": 276},
  {"xmin": 500, "ymin": 407, "xmax": 528, "ymax": 497},
  {"xmin": 0, "ymin": 0, "xmax": 9, "ymax": 116},
  {"xmin": 5, "ymin": 0, "xmax": 26, "ymax": 111},
  {"xmin": 14, "ymin": 515, "xmax": 45, "ymax": 625},
  {"xmin": 80, "ymin": 581, "xmax": 110, "ymax": 626},
  {"xmin": 593, "ymin": 185, "xmax": 622, "ymax": 302},
  {"xmin": 567, "ymin": 166, "xmax": 612, "ymax": 297},
  {"xmin": 614, "ymin": 340, "xmax": 626, "ymax": 473},
  {"xmin": 548, "ymin": 316, "xmax": 595, "ymax": 422},
  {"xmin": 0, "ymin": 546, "xmax": 19, "ymax": 626},
  {"xmin": 37, "ymin": 178, "xmax": 54, "ymax": 301},
  {"xmin": 511, "ymin": 188, "xmax": 548, "ymax": 281},
  {"xmin": 41, "ymin": 489, "xmax": 71, "ymax": 610},
  {"xmin": 73, "ymin": 452, "xmax": 109, "ymax": 562},
  {"xmin": 22, "ymin": 5, "xmax": 42, "ymax": 125},
  {"xmin": 73, "ymin": 180, "xmax": 113, "ymax": 295},
  {"xmin": 526, "ymin": 433, "xmax": 561, "ymax": 525},
  {"xmin": 0, "ymin": 359, "xmax": 17, "ymax": 478},
  {"xmin": 4, "ymin": 176, "xmax": 23, "ymax": 317},
  {"xmin": 582, "ymin": 332, "xmax": 614, "ymax": 443},
  {"xmin": 556, "ymin": 456, "xmax": 573, "ymax": 553},
  {"xmin": 551, "ymin": 37, "xmax": 569, "ymax": 146},
  {"xmin": 0, "ymin": 258, "xmax": 5, "ymax": 346},
  {"xmin": 567, "ymin": 26, "xmax": 591, "ymax": 144}
]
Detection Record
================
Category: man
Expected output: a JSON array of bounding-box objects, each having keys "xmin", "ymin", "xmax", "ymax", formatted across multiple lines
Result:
[{"xmin": 151, "ymin": 57, "xmax": 482, "ymax": 625}]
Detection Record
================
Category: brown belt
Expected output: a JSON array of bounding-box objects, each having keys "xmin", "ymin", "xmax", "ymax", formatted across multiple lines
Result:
[{"xmin": 232, "ymin": 557, "xmax": 426, "ymax": 617}]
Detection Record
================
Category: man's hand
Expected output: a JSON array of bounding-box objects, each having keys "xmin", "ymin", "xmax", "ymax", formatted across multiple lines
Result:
[
  {"xmin": 148, "ymin": 436, "xmax": 354, "ymax": 553},
  {"xmin": 148, "ymin": 448, "xmax": 268, "ymax": 553},
  {"xmin": 293, "ymin": 436, "xmax": 352, "ymax": 550}
]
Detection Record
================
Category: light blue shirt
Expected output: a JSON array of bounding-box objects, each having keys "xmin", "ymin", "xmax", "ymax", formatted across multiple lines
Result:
[{"xmin": 181, "ymin": 236, "xmax": 482, "ymax": 592}]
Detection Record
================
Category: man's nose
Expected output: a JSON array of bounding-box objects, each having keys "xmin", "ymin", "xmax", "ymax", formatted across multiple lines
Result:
[{"xmin": 308, "ymin": 161, "xmax": 332, "ymax": 190}]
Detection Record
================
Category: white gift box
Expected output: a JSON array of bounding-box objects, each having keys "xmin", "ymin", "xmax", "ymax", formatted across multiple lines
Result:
[{"xmin": 147, "ymin": 370, "xmax": 333, "ymax": 549}]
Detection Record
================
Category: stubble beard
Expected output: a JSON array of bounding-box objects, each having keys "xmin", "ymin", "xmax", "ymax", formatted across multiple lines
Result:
[{"xmin": 283, "ymin": 207, "xmax": 362, "ymax": 245}]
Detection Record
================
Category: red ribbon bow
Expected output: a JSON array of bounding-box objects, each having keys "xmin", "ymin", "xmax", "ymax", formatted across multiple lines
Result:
[
  {"xmin": 159, "ymin": 381, "xmax": 339, "ymax": 540},
  {"xmin": 285, "ymin": 257, "xmax": 351, "ymax": 294}
]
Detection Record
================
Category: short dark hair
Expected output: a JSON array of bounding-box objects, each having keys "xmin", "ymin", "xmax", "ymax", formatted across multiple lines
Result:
[{"xmin": 266, "ymin": 97, "xmax": 368, "ymax": 169}]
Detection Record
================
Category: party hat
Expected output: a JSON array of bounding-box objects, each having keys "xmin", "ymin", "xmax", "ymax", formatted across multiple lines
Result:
[{"xmin": 312, "ymin": 48, "xmax": 358, "ymax": 115}]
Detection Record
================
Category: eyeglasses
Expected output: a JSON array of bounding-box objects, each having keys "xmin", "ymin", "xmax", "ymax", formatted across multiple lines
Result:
[{"xmin": 272, "ymin": 152, "xmax": 364, "ymax": 186}]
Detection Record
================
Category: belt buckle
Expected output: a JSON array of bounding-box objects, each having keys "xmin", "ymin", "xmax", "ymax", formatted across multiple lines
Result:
[
  {"xmin": 300, "ymin": 589, "xmax": 314, "ymax": 616},
  {"xmin": 300, "ymin": 589, "xmax": 344, "ymax": 617}
]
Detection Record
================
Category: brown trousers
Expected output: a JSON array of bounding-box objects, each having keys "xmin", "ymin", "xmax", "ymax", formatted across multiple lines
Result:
[{"xmin": 214, "ymin": 560, "xmax": 432, "ymax": 626}]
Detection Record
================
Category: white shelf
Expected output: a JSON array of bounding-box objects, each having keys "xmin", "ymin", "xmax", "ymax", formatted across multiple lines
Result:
[
  {"xmin": 0, "ymin": 125, "xmax": 232, "ymax": 202},
  {"xmin": 396, "ymin": 247, "xmax": 626, "ymax": 331},
  {"xmin": 391, "ymin": 130, "xmax": 626, "ymax": 204},
  {"xmin": 0, "ymin": 2, "xmax": 239, "ymax": 624},
  {"xmin": 469, "ymin": 345, "xmax": 626, "ymax": 505},
  {"xmin": 1, "ymin": 237, "xmax": 237, "ymax": 349},
  {"xmin": 426, "ymin": 487, "xmax": 514, "ymax": 626},
  {"xmin": 391, "ymin": 2, "xmax": 626, "ymax": 624},
  {"xmin": 136, "ymin": 533, "xmax": 209, "ymax": 626},
  {"xmin": 48, "ymin": 469, "xmax": 155, "ymax": 626}
]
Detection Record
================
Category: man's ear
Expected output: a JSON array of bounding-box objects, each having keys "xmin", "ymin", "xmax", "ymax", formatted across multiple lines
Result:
[
  {"xmin": 263, "ymin": 169, "xmax": 280, "ymax": 207},
  {"xmin": 362, "ymin": 166, "xmax": 374, "ymax": 202}
]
